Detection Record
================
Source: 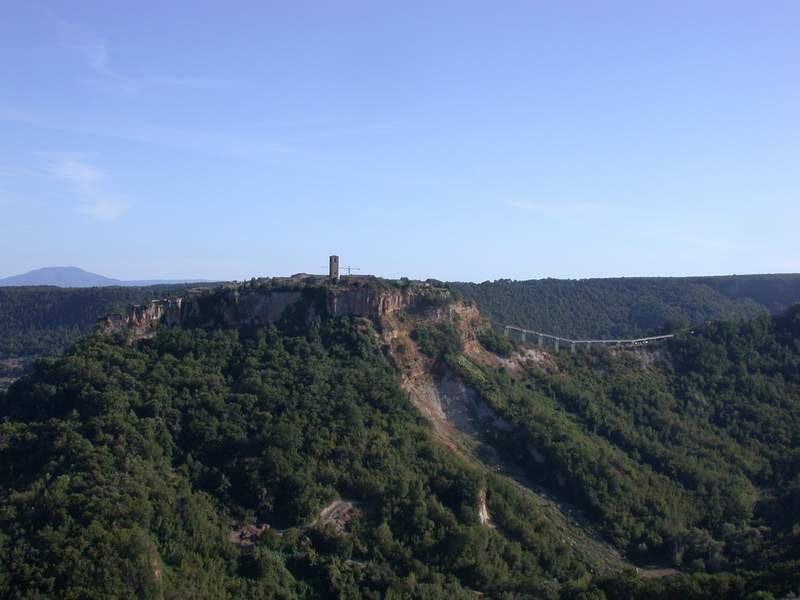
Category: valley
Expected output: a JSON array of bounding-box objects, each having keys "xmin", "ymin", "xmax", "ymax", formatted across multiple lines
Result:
[
  {"xmin": 1, "ymin": 276, "xmax": 799, "ymax": 598},
  {"xmin": 6, "ymin": 4, "xmax": 797, "ymax": 597}
]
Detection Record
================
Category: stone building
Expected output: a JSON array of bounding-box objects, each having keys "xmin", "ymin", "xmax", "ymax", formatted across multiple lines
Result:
[{"xmin": 329, "ymin": 255, "xmax": 339, "ymax": 280}]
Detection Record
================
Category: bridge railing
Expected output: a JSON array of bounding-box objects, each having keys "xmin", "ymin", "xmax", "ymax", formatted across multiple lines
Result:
[{"xmin": 502, "ymin": 325, "xmax": 673, "ymax": 353}]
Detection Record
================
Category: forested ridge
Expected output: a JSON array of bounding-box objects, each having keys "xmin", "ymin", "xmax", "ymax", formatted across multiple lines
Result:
[
  {"xmin": 0, "ymin": 285, "xmax": 197, "ymax": 359},
  {"xmin": 448, "ymin": 305, "xmax": 800, "ymax": 597},
  {"xmin": 1, "ymin": 273, "xmax": 798, "ymax": 363},
  {"xmin": 0, "ymin": 314, "xmax": 604, "ymax": 599},
  {"xmin": 1, "ymin": 285, "xmax": 799, "ymax": 598},
  {"xmin": 450, "ymin": 273, "xmax": 800, "ymax": 338}
]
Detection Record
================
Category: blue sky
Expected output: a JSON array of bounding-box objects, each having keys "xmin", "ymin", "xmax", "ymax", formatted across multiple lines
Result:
[{"xmin": 1, "ymin": 1, "xmax": 798, "ymax": 282}]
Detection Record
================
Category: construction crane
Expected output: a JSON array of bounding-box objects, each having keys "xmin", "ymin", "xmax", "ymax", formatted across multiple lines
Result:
[{"xmin": 319, "ymin": 265, "xmax": 361, "ymax": 276}]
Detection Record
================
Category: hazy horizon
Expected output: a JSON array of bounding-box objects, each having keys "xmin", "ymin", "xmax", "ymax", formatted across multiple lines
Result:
[
  {"xmin": 3, "ymin": 264, "xmax": 800, "ymax": 286},
  {"xmin": 2, "ymin": 2, "xmax": 798, "ymax": 281}
]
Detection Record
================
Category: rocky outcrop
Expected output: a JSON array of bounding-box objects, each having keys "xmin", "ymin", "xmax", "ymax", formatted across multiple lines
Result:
[
  {"xmin": 180, "ymin": 290, "xmax": 306, "ymax": 328},
  {"xmin": 97, "ymin": 298, "xmax": 182, "ymax": 339},
  {"xmin": 98, "ymin": 283, "xmax": 454, "ymax": 341},
  {"xmin": 325, "ymin": 286, "xmax": 449, "ymax": 320},
  {"xmin": 228, "ymin": 523, "xmax": 269, "ymax": 548},
  {"xmin": 317, "ymin": 499, "xmax": 361, "ymax": 533},
  {"xmin": 479, "ymin": 488, "xmax": 495, "ymax": 529}
]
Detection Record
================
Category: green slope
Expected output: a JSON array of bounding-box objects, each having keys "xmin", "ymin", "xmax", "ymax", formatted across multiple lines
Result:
[
  {"xmin": 0, "ymin": 285, "xmax": 199, "ymax": 359},
  {"xmin": 450, "ymin": 274, "xmax": 800, "ymax": 338},
  {"xmin": 446, "ymin": 305, "xmax": 800, "ymax": 597},
  {"xmin": 0, "ymin": 316, "xmax": 596, "ymax": 599},
  {"xmin": 2, "ymin": 288, "xmax": 799, "ymax": 598}
]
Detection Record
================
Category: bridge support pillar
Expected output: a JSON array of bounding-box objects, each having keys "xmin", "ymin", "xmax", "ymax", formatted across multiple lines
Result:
[
  {"xmin": 503, "ymin": 326, "xmax": 510, "ymax": 338},
  {"xmin": 554, "ymin": 340, "xmax": 559, "ymax": 352},
  {"xmin": 521, "ymin": 331, "xmax": 527, "ymax": 342},
  {"xmin": 538, "ymin": 335, "xmax": 543, "ymax": 347},
  {"xmin": 570, "ymin": 342, "xmax": 576, "ymax": 354}
]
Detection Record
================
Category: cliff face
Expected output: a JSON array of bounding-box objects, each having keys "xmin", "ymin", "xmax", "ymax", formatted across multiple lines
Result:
[
  {"xmin": 325, "ymin": 286, "xmax": 449, "ymax": 320},
  {"xmin": 97, "ymin": 298, "xmax": 183, "ymax": 340},
  {"xmin": 98, "ymin": 284, "xmax": 452, "ymax": 340},
  {"xmin": 181, "ymin": 290, "xmax": 306, "ymax": 328}
]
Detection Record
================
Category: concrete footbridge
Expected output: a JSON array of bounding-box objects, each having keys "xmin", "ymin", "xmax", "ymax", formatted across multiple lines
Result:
[{"xmin": 502, "ymin": 325, "xmax": 674, "ymax": 354}]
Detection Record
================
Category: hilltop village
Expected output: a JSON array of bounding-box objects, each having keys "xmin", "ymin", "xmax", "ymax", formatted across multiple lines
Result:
[{"xmin": 97, "ymin": 255, "xmax": 451, "ymax": 340}]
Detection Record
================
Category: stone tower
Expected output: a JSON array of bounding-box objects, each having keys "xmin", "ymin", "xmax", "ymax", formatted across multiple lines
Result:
[{"xmin": 329, "ymin": 255, "xmax": 339, "ymax": 280}]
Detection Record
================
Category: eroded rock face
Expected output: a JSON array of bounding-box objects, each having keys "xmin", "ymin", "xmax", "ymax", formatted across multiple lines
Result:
[
  {"xmin": 325, "ymin": 286, "xmax": 448, "ymax": 319},
  {"xmin": 97, "ymin": 298, "xmax": 182, "ymax": 340},
  {"xmin": 180, "ymin": 290, "xmax": 306, "ymax": 328},
  {"xmin": 98, "ymin": 284, "xmax": 452, "ymax": 341}
]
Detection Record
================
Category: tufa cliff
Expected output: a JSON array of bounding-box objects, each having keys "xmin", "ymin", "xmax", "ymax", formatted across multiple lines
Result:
[
  {"xmin": 97, "ymin": 298, "xmax": 183, "ymax": 340},
  {"xmin": 97, "ymin": 283, "xmax": 452, "ymax": 340}
]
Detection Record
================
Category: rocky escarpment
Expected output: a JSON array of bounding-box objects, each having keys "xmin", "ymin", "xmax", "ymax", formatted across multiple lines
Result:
[
  {"xmin": 180, "ymin": 289, "xmax": 307, "ymax": 329},
  {"xmin": 98, "ymin": 284, "xmax": 452, "ymax": 340},
  {"xmin": 97, "ymin": 298, "xmax": 183, "ymax": 339},
  {"xmin": 376, "ymin": 293, "xmax": 631, "ymax": 575},
  {"xmin": 326, "ymin": 285, "xmax": 448, "ymax": 319}
]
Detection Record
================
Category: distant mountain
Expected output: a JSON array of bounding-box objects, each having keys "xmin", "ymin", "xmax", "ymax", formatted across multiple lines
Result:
[{"xmin": 0, "ymin": 267, "xmax": 208, "ymax": 288}]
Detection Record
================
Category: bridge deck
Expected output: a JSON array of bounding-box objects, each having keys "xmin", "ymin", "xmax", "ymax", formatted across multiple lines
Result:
[{"xmin": 503, "ymin": 325, "xmax": 673, "ymax": 349}]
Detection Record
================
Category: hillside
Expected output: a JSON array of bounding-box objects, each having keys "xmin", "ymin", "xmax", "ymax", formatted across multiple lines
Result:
[
  {"xmin": 1, "ymin": 280, "xmax": 799, "ymax": 598},
  {"xmin": 2, "ymin": 273, "xmax": 798, "ymax": 371},
  {"xmin": 450, "ymin": 274, "xmax": 800, "ymax": 338},
  {"xmin": 0, "ymin": 284, "xmax": 212, "ymax": 358},
  {"xmin": 451, "ymin": 308, "xmax": 800, "ymax": 567},
  {"xmin": 0, "ymin": 284, "xmax": 210, "ymax": 391},
  {"xmin": 0, "ymin": 282, "xmax": 599, "ymax": 598}
]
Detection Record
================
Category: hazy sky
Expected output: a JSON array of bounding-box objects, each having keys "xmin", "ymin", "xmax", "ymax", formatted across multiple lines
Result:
[{"xmin": 1, "ymin": 1, "xmax": 798, "ymax": 282}]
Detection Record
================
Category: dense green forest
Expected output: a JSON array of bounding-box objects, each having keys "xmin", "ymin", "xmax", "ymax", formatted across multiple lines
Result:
[
  {"xmin": 450, "ymin": 273, "xmax": 800, "ymax": 338},
  {"xmin": 449, "ymin": 305, "xmax": 800, "ymax": 596},
  {"xmin": 1, "ymin": 274, "xmax": 798, "ymax": 364},
  {"xmin": 1, "ymin": 284, "xmax": 800, "ymax": 597},
  {"xmin": 0, "ymin": 285, "xmax": 198, "ymax": 359},
  {"xmin": 0, "ymin": 314, "xmax": 608, "ymax": 599}
]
